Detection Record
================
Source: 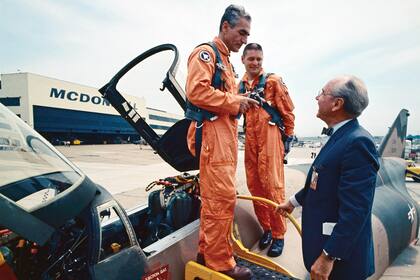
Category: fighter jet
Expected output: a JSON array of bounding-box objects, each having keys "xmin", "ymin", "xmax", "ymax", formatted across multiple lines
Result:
[{"xmin": 0, "ymin": 44, "xmax": 417, "ymax": 280}]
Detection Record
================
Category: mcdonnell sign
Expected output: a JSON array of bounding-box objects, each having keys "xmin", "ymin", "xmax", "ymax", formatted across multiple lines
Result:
[{"xmin": 49, "ymin": 88, "xmax": 137, "ymax": 110}]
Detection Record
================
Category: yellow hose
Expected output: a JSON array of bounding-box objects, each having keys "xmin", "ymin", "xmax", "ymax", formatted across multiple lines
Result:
[{"xmin": 237, "ymin": 195, "xmax": 302, "ymax": 236}]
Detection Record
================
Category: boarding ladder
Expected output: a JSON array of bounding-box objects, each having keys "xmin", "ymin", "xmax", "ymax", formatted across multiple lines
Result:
[{"xmin": 185, "ymin": 196, "xmax": 302, "ymax": 280}]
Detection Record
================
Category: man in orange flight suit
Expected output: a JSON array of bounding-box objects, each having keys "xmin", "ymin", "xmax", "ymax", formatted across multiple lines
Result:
[
  {"xmin": 185, "ymin": 5, "xmax": 259, "ymax": 280},
  {"xmin": 240, "ymin": 43, "xmax": 295, "ymax": 257}
]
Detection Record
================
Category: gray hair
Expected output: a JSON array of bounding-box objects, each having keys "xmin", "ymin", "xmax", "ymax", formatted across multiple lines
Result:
[
  {"xmin": 331, "ymin": 75, "xmax": 369, "ymax": 117},
  {"xmin": 219, "ymin": 5, "xmax": 251, "ymax": 32}
]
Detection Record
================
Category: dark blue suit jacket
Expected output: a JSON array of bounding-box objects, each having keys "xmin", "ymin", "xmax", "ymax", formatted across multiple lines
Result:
[{"xmin": 295, "ymin": 119, "xmax": 380, "ymax": 279}]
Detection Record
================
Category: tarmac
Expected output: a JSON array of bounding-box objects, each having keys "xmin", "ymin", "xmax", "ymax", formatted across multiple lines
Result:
[{"xmin": 57, "ymin": 144, "xmax": 420, "ymax": 279}]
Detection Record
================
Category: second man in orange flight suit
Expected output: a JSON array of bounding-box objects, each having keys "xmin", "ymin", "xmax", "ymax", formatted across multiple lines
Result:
[{"xmin": 240, "ymin": 43, "xmax": 295, "ymax": 257}]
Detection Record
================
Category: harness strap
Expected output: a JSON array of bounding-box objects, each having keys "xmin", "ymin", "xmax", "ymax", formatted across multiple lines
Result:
[
  {"xmin": 239, "ymin": 73, "xmax": 286, "ymax": 136},
  {"xmin": 185, "ymin": 42, "xmax": 224, "ymax": 161},
  {"xmin": 238, "ymin": 73, "xmax": 270, "ymax": 95},
  {"xmin": 255, "ymin": 73, "xmax": 268, "ymax": 95}
]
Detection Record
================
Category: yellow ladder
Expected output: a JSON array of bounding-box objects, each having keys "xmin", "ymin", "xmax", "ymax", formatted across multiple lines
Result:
[{"xmin": 184, "ymin": 195, "xmax": 302, "ymax": 280}]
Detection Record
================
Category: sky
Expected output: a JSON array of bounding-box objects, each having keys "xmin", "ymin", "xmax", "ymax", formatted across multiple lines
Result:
[{"xmin": 1, "ymin": 0, "xmax": 419, "ymax": 137}]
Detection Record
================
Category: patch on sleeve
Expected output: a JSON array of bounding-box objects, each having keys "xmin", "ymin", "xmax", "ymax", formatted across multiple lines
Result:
[
  {"xmin": 278, "ymin": 77, "xmax": 289, "ymax": 91},
  {"xmin": 279, "ymin": 77, "xmax": 286, "ymax": 86},
  {"xmin": 199, "ymin": 50, "xmax": 211, "ymax": 63}
]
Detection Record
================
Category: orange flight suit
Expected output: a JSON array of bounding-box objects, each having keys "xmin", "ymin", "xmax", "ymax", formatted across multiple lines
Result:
[
  {"xmin": 186, "ymin": 37, "xmax": 244, "ymax": 271},
  {"xmin": 241, "ymin": 70, "xmax": 295, "ymax": 240}
]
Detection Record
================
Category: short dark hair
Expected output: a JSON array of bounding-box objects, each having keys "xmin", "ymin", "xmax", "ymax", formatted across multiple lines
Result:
[
  {"xmin": 243, "ymin": 43, "xmax": 263, "ymax": 56},
  {"xmin": 219, "ymin": 5, "xmax": 251, "ymax": 32}
]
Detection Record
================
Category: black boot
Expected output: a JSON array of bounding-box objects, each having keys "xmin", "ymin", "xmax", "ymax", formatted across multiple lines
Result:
[
  {"xmin": 258, "ymin": 230, "xmax": 272, "ymax": 250},
  {"xmin": 267, "ymin": 238, "xmax": 284, "ymax": 257},
  {"xmin": 221, "ymin": 265, "xmax": 253, "ymax": 280},
  {"xmin": 196, "ymin": 253, "xmax": 205, "ymax": 265}
]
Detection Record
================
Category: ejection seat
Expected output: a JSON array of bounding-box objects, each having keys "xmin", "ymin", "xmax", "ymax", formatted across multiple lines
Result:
[{"xmin": 142, "ymin": 174, "xmax": 200, "ymax": 247}]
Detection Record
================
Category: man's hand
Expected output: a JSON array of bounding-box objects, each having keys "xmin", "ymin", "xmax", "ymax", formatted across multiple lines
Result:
[
  {"xmin": 276, "ymin": 200, "xmax": 295, "ymax": 216},
  {"xmin": 310, "ymin": 252, "xmax": 335, "ymax": 280},
  {"xmin": 238, "ymin": 97, "xmax": 260, "ymax": 114}
]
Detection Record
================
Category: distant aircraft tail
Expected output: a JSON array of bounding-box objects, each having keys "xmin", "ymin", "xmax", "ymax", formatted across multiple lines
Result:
[{"xmin": 378, "ymin": 109, "xmax": 409, "ymax": 158}]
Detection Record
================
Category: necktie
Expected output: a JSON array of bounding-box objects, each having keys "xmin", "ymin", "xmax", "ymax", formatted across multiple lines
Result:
[{"xmin": 321, "ymin": 127, "xmax": 333, "ymax": 136}]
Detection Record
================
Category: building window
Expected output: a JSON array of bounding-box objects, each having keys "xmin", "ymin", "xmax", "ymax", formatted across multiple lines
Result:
[
  {"xmin": 0, "ymin": 97, "xmax": 20, "ymax": 106},
  {"xmin": 150, "ymin": 124, "xmax": 172, "ymax": 130},
  {"xmin": 149, "ymin": 114, "xmax": 180, "ymax": 123}
]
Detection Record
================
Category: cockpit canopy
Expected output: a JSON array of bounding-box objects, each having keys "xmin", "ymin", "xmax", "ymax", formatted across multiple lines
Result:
[
  {"xmin": 0, "ymin": 103, "xmax": 96, "ymax": 245},
  {"xmin": 0, "ymin": 104, "xmax": 83, "ymax": 210}
]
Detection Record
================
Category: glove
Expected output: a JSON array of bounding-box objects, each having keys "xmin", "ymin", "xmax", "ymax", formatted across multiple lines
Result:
[{"xmin": 283, "ymin": 135, "xmax": 293, "ymax": 155}]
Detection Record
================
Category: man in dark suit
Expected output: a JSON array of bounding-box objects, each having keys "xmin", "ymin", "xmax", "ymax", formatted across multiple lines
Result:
[{"xmin": 277, "ymin": 75, "xmax": 380, "ymax": 280}]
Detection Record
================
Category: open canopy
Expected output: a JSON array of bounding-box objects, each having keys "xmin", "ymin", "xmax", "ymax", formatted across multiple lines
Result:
[{"xmin": 99, "ymin": 44, "xmax": 199, "ymax": 171}]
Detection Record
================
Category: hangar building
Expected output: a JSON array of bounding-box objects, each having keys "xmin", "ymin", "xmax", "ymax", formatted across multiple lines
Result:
[{"xmin": 0, "ymin": 72, "xmax": 182, "ymax": 144}]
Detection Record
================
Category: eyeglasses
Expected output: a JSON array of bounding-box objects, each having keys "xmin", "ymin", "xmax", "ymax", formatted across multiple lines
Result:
[{"xmin": 316, "ymin": 89, "xmax": 336, "ymax": 98}]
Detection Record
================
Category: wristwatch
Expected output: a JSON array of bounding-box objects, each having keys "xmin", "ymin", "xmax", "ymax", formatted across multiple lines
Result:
[{"xmin": 323, "ymin": 249, "xmax": 340, "ymax": 261}]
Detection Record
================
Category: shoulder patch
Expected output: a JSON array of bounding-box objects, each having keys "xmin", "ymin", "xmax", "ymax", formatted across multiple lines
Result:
[
  {"xmin": 199, "ymin": 50, "xmax": 211, "ymax": 63},
  {"xmin": 280, "ymin": 77, "xmax": 286, "ymax": 86},
  {"xmin": 275, "ymin": 76, "xmax": 287, "ymax": 87}
]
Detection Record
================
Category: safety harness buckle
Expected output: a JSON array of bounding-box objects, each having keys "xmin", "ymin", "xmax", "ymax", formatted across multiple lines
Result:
[{"xmin": 185, "ymin": 41, "xmax": 225, "ymax": 162}]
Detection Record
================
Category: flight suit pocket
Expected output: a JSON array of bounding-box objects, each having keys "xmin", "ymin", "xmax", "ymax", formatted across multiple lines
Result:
[{"xmin": 205, "ymin": 122, "xmax": 235, "ymax": 165}]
